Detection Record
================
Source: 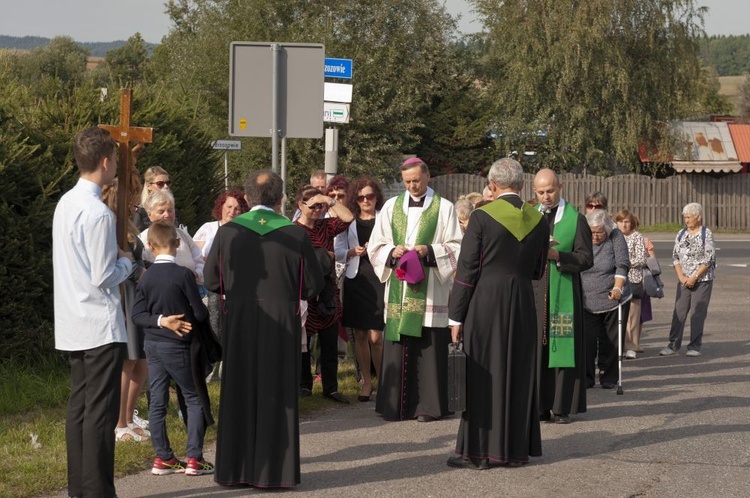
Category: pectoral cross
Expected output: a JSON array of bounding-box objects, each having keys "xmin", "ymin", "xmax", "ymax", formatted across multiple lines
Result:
[{"xmin": 99, "ymin": 89, "xmax": 153, "ymax": 249}]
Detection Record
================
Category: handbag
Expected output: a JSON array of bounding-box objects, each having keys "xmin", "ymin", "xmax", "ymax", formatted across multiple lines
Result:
[
  {"xmin": 447, "ymin": 342, "xmax": 466, "ymax": 412},
  {"xmin": 645, "ymin": 256, "xmax": 661, "ymax": 276},
  {"xmin": 643, "ymin": 268, "xmax": 665, "ymax": 298}
]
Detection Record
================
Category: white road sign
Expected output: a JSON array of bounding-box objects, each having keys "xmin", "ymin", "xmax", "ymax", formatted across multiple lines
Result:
[
  {"xmin": 324, "ymin": 102, "xmax": 351, "ymax": 124},
  {"xmin": 324, "ymin": 82, "xmax": 353, "ymax": 103},
  {"xmin": 212, "ymin": 139, "xmax": 242, "ymax": 150}
]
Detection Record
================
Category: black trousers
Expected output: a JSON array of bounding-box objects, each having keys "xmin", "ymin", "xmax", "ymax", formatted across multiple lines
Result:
[
  {"xmin": 66, "ymin": 342, "xmax": 125, "ymax": 498},
  {"xmin": 584, "ymin": 302, "xmax": 630, "ymax": 386},
  {"xmin": 300, "ymin": 322, "xmax": 340, "ymax": 395}
]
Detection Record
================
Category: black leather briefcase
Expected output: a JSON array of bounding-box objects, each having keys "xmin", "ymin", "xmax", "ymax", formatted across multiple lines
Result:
[{"xmin": 447, "ymin": 342, "xmax": 466, "ymax": 412}]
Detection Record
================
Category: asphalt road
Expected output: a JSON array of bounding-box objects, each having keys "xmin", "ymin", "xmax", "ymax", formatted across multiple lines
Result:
[{"xmin": 47, "ymin": 233, "xmax": 750, "ymax": 498}]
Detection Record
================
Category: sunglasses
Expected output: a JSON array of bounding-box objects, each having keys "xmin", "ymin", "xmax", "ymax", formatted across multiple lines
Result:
[
  {"xmin": 305, "ymin": 202, "xmax": 326, "ymax": 210},
  {"xmin": 150, "ymin": 180, "xmax": 172, "ymax": 189},
  {"xmin": 328, "ymin": 193, "xmax": 346, "ymax": 200},
  {"xmin": 357, "ymin": 193, "xmax": 376, "ymax": 202},
  {"xmin": 586, "ymin": 203, "xmax": 605, "ymax": 210}
]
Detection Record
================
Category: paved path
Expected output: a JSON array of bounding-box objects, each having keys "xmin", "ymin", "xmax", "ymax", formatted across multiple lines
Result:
[{"xmin": 50, "ymin": 234, "xmax": 750, "ymax": 497}]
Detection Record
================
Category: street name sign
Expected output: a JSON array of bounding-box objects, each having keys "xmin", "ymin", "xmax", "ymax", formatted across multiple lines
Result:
[
  {"xmin": 211, "ymin": 139, "xmax": 242, "ymax": 150},
  {"xmin": 324, "ymin": 58, "xmax": 353, "ymax": 79}
]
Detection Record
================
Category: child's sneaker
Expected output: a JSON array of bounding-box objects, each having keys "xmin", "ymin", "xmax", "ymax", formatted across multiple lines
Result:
[
  {"xmin": 185, "ymin": 457, "xmax": 215, "ymax": 476},
  {"xmin": 152, "ymin": 457, "xmax": 187, "ymax": 475}
]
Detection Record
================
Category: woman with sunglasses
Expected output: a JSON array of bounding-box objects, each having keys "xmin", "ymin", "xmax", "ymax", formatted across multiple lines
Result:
[
  {"xmin": 337, "ymin": 176, "xmax": 386, "ymax": 402},
  {"xmin": 132, "ymin": 166, "xmax": 179, "ymax": 232},
  {"xmin": 295, "ymin": 185, "xmax": 354, "ymax": 403}
]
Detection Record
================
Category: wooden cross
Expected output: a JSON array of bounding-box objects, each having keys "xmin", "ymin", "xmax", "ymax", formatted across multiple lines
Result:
[{"xmin": 99, "ymin": 89, "xmax": 153, "ymax": 249}]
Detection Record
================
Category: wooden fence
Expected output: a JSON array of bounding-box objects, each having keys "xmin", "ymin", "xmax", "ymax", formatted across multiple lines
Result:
[{"xmin": 384, "ymin": 173, "xmax": 750, "ymax": 231}]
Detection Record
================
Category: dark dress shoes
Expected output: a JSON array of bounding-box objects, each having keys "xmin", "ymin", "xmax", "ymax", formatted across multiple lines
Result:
[
  {"xmin": 447, "ymin": 456, "xmax": 478, "ymax": 469},
  {"xmin": 324, "ymin": 391, "xmax": 350, "ymax": 404},
  {"xmin": 601, "ymin": 382, "xmax": 616, "ymax": 389},
  {"xmin": 554, "ymin": 414, "xmax": 571, "ymax": 424},
  {"xmin": 417, "ymin": 414, "xmax": 437, "ymax": 422},
  {"xmin": 299, "ymin": 388, "xmax": 312, "ymax": 398},
  {"xmin": 540, "ymin": 411, "xmax": 553, "ymax": 422}
]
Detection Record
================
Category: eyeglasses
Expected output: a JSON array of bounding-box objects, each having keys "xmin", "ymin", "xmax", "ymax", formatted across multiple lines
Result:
[
  {"xmin": 150, "ymin": 180, "xmax": 172, "ymax": 189},
  {"xmin": 586, "ymin": 203, "xmax": 605, "ymax": 210},
  {"xmin": 328, "ymin": 193, "xmax": 346, "ymax": 200},
  {"xmin": 305, "ymin": 202, "xmax": 326, "ymax": 210},
  {"xmin": 357, "ymin": 193, "xmax": 376, "ymax": 202}
]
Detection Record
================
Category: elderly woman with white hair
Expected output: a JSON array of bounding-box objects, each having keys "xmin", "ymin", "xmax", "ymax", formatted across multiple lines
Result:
[
  {"xmin": 580, "ymin": 209, "xmax": 631, "ymax": 389},
  {"xmin": 139, "ymin": 189, "xmax": 204, "ymax": 285},
  {"xmin": 659, "ymin": 202, "xmax": 716, "ymax": 357}
]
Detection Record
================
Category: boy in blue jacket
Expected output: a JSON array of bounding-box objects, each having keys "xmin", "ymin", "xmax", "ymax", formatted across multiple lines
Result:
[{"xmin": 132, "ymin": 220, "xmax": 214, "ymax": 476}]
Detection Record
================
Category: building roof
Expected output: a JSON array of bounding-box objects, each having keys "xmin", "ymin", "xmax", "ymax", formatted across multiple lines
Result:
[
  {"xmin": 671, "ymin": 121, "xmax": 739, "ymax": 162},
  {"xmin": 728, "ymin": 124, "xmax": 750, "ymax": 163}
]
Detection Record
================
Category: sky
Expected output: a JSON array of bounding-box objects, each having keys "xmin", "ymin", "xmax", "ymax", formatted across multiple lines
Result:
[{"xmin": 0, "ymin": 0, "xmax": 747, "ymax": 43}]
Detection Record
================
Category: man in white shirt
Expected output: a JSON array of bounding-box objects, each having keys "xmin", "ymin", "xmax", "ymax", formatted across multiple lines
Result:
[{"xmin": 53, "ymin": 127, "xmax": 133, "ymax": 498}]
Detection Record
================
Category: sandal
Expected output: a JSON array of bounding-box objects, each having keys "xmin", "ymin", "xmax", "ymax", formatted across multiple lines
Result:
[
  {"xmin": 129, "ymin": 422, "xmax": 151, "ymax": 438},
  {"xmin": 115, "ymin": 425, "xmax": 149, "ymax": 442}
]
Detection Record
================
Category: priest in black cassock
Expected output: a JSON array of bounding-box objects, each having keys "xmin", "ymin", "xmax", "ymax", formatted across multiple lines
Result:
[
  {"xmin": 532, "ymin": 168, "xmax": 593, "ymax": 425},
  {"xmin": 447, "ymin": 158, "xmax": 549, "ymax": 469},
  {"xmin": 204, "ymin": 170, "xmax": 324, "ymax": 489}
]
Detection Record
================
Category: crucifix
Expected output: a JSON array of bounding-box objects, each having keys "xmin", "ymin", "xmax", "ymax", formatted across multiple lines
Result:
[{"xmin": 99, "ymin": 89, "xmax": 154, "ymax": 249}]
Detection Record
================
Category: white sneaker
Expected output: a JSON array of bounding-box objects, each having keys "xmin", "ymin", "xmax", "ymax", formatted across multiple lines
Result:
[
  {"xmin": 659, "ymin": 347, "xmax": 677, "ymax": 356},
  {"xmin": 686, "ymin": 349, "xmax": 701, "ymax": 357},
  {"xmin": 625, "ymin": 350, "xmax": 636, "ymax": 359},
  {"xmin": 133, "ymin": 409, "xmax": 150, "ymax": 429}
]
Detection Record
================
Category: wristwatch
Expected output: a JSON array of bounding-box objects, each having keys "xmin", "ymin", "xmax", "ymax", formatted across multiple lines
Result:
[{"xmin": 329, "ymin": 198, "xmax": 336, "ymax": 207}]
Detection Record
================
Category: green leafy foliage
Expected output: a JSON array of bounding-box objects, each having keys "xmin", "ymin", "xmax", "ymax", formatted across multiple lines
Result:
[
  {"xmin": 701, "ymin": 34, "xmax": 750, "ymax": 77},
  {"xmin": 471, "ymin": 0, "xmax": 721, "ymax": 173}
]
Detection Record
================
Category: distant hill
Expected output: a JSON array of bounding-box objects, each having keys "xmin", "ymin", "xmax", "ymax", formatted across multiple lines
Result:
[{"xmin": 0, "ymin": 35, "xmax": 156, "ymax": 57}]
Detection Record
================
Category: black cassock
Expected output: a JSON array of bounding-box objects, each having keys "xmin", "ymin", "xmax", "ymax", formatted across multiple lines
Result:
[
  {"xmin": 204, "ymin": 219, "xmax": 323, "ymax": 488},
  {"xmin": 449, "ymin": 195, "xmax": 549, "ymax": 467}
]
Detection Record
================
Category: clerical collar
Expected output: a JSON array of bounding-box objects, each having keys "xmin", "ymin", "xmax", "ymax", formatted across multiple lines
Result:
[{"xmin": 408, "ymin": 195, "xmax": 426, "ymax": 207}]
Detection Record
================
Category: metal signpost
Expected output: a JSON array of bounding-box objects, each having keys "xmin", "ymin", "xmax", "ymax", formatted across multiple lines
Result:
[
  {"xmin": 228, "ymin": 42, "xmax": 325, "ymax": 179},
  {"xmin": 323, "ymin": 58, "xmax": 354, "ymax": 181},
  {"xmin": 212, "ymin": 139, "xmax": 242, "ymax": 190}
]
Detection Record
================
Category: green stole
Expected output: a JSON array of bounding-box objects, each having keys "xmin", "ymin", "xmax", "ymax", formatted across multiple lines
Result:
[
  {"xmin": 385, "ymin": 192, "xmax": 441, "ymax": 342},
  {"xmin": 230, "ymin": 209, "xmax": 293, "ymax": 235},
  {"xmin": 478, "ymin": 196, "xmax": 543, "ymax": 242},
  {"xmin": 546, "ymin": 202, "xmax": 578, "ymax": 368}
]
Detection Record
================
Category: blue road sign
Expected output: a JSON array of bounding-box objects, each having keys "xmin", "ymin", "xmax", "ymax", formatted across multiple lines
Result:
[{"xmin": 324, "ymin": 58, "xmax": 353, "ymax": 79}]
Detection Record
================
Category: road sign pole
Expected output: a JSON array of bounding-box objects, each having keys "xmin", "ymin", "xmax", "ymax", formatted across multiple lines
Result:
[
  {"xmin": 325, "ymin": 127, "xmax": 339, "ymax": 183},
  {"xmin": 224, "ymin": 151, "xmax": 229, "ymax": 191},
  {"xmin": 281, "ymin": 136, "xmax": 287, "ymax": 216},
  {"xmin": 271, "ymin": 43, "xmax": 281, "ymax": 173}
]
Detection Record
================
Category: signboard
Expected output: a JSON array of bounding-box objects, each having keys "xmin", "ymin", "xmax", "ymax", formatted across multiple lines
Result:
[
  {"xmin": 324, "ymin": 102, "xmax": 350, "ymax": 124},
  {"xmin": 211, "ymin": 139, "xmax": 242, "ymax": 150},
  {"xmin": 324, "ymin": 58, "xmax": 353, "ymax": 79},
  {"xmin": 324, "ymin": 82, "xmax": 353, "ymax": 104},
  {"xmin": 229, "ymin": 42, "xmax": 324, "ymax": 138}
]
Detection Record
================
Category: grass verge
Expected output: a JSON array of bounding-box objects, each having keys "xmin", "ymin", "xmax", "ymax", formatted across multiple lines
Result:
[{"xmin": 0, "ymin": 355, "xmax": 363, "ymax": 498}]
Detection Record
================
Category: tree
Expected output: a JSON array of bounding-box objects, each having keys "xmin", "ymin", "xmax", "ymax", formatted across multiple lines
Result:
[
  {"xmin": 740, "ymin": 74, "xmax": 750, "ymax": 124},
  {"xmin": 472, "ymin": 0, "xmax": 715, "ymax": 173},
  {"xmin": 151, "ymin": 0, "xmax": 488, "ymax": 185},
  {"xmin": 5, "ymin": 36, "xmax": 90, "ymax": 89},
  {"xmin": 101, "ymin": 33, "xmax": 150, "ymax": 86}
]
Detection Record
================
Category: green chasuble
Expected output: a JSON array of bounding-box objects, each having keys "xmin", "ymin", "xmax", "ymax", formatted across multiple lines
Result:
[
  {"xmin": 230, "ymin": 209, "xmax": 293, "ymax": 235},
  {"xmin": 478, "ymin": 197, "xmax": 543, "ymax": 242},
  {"xmin": 385, "ymin": 192, "xmax": 441, "ymax": 342},
  {"xmin": 545, "ymin": 202, "xmax": 579, "ymax": 368}
]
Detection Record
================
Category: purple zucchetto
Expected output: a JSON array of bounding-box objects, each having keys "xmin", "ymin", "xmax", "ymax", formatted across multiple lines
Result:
[
  {"xmin": 402, "ymin": 157, "xmax": 426, "ymax": 167},
  {"xmin": 395, "ymin": 249, "xmax": 426, "ymax": 284}
]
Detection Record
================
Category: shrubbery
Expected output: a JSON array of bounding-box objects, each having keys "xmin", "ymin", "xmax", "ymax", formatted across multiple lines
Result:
[{"xmin": 0, "ymin": 73, "xmax": 221, "ymax": 364}]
